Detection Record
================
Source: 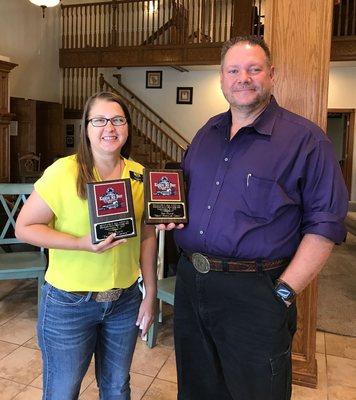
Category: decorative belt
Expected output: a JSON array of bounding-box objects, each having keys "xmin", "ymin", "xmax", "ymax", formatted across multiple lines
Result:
[
  {"xmin": 72, "ymin": 288, "xmax": 125, "ymax": 302},
  {"xmin": 184, "ymin": 252, "xmax": 290, "ymax": 274}
]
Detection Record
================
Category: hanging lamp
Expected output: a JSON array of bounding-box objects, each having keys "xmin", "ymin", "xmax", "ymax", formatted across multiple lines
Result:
[{"xmin": 28, "ymin": 0, "xmax": 61, "ymax": 18}]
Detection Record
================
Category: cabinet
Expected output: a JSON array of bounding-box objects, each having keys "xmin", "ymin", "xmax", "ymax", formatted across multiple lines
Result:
[
  {"xmin": 10, "ymin": 98, "xmax": 64, "ymax": 181},
  {"xmin": 0, "ymin": 60, "xmax": 17, "ymax": 182}
]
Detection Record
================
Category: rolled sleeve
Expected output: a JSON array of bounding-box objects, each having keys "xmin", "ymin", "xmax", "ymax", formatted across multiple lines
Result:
[
  {"xmin": 302, "ymin": 211, "xmax": 346, "ymax": 244},
  {"xmin": 301, "ymin": 139, "xmax": 348, "ymax": 244}
]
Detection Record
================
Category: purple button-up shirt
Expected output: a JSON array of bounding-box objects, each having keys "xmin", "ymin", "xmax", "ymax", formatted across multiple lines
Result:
[{"xmin": 174, "ymin": 97, "xmax": 348, "ymax": 259}]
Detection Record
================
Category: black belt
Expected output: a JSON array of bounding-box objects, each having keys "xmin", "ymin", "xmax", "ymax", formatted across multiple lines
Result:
[{"xmin": 184, "ymin": 252, "xmax": 290, "ymax": 274}]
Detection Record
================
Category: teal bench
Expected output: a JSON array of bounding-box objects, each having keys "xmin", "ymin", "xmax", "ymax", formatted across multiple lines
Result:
[
  {"xmin": 147, "ymin": 275, "xmax": 176, "ymax": 348},
  {"xmin": 0, "ymin": 184, "xmax": 47, "ymax": 311}
]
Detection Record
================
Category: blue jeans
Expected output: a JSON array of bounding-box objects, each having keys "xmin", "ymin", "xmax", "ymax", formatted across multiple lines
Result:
[{"xmin": 37, "ymin": 282, "xmax": 141, "ymax": 400}]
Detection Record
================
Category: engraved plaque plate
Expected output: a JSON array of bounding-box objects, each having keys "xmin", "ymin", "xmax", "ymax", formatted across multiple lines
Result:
[
  {"xmin": 87, "ymin": 179, "xmax": 137, "ymax": 244},
  {"xmin": 144, "ymin": 169, "xmax": 188, "ymax": 224}
]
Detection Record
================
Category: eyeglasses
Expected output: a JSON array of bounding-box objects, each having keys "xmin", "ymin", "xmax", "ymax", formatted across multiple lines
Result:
[{"xmin": 87, "ymin": 116, "xmax": 127, "ymax": 127}]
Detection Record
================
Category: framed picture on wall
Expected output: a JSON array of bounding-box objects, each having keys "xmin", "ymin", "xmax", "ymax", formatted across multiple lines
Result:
[
  {"xmin": 146, "ymin": 71, "xmax": 162, "ymax": 88},
  {"xmin": 65, "ymin": 124, "xmax": 75, "ymax": 148},
  {"xmin": 176, "ymin": 87, "xmax": 193, "ymax": 104}
]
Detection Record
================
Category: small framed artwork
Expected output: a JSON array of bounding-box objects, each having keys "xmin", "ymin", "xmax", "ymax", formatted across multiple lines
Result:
[
  {"xmin": 65, "ymin": 124, "xmax": 75, "ymax": 148},
  {"xmin": 146, "ymin": 70, "xmax": 162, "ymax": 88},
  {"xmin": 176, "ymin": 87, "xmax": 193, "ymax": 104}
]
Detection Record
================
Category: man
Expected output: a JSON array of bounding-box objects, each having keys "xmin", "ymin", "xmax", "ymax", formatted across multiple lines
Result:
[{"xmin": 158, "ymin": 35, "xmax": 348, "ymax": 400}]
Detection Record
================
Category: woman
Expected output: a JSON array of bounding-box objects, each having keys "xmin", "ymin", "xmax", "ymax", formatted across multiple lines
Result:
[{"xmin": 15, "ymin": 92, "xmax": 157, "ymax": 400}]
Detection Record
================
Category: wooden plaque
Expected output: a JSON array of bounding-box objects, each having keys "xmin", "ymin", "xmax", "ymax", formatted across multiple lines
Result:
[
  {"xmin": 87, "ymin": 179, "xmax": 137, "ymax": 244},
  {"xmin": 144, "ymin": 169, "xmax": 188, "ymax": 225}
]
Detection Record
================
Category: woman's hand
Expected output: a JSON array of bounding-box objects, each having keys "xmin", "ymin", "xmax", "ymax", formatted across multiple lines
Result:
[
  {"xmin": 77, "ymin": 233, "xmax": 127, "ymax": 253},
  {"xmin": 136, "ymin": 293, "xmax": 156, "ymax": 338}
]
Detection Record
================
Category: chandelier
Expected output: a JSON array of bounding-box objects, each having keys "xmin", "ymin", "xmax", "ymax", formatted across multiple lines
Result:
[{"xmin": 29, "ymin": 0, "xmax": 61, "ymax": 18}]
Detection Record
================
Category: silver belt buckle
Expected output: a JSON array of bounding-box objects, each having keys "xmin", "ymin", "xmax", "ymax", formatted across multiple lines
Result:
[
  {"xmin": 95, "ymin": 288, "xmax": 123, "ymax": 302},
  {"xmin": 191, "ymin": 253, "xmax": 210, "ymax": 273}
]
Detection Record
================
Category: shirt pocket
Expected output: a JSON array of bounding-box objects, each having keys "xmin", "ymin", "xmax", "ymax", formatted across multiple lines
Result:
[{"xmin": 241, "ymin": 174, "xmax": 296, "ymax": 221}]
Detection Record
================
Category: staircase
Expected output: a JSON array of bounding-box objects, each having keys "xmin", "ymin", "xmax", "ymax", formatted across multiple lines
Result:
[
  {"xmin": 141, "ymin": 0, "xmax": 189, "ymax": 46},
  {"xmin": 62, "ymin": 67, "xmax": 189, "ymax": 169}
]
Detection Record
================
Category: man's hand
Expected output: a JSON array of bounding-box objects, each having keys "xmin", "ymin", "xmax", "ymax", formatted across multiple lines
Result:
[
  {"xmin": 155, "ymin": 223, "xmax": 185, "ymax": 231},
  {"xmin": 77, "ymin": 233, "xmax": 127, "ymax": 253}
]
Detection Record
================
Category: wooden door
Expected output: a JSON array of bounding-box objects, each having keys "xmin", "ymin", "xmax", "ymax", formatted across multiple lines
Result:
[
  {"xmin": 36, "ymin": 101, "xmax": 64, "ymax": 169},
  {"xmin": 327, "ymin": 109, "xmax": 355, "ymax": 198},
  {"xmin": 0, "ymin": 122, "xmax": 10, "ymax": 182},
  {"xmin": 10, "ymin": 98, "xmax": 37, "ymax": 181},
  {"xmin": 0, "ymin": 61, "xmax": 17, "ymax": 182}
]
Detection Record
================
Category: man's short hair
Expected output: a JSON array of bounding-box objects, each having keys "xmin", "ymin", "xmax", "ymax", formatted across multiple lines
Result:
[{"xmin": 221, "ymin": 35, "xmax": 272, "ymax": 67}]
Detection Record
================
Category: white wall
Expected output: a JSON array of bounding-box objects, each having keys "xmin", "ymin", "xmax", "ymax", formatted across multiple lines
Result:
[
  {"xmin": 118, "ymin": 67, "xmax": 228, "ymax": 142},
  {"xmin": 328, "ymin": 64, "xmax": 356, "ymax": 200},
  {"xmin": 0, "ymin": 1, "xmax": 61, "ymax": 102}
]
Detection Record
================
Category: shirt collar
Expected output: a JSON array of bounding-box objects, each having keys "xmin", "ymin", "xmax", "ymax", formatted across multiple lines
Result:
[{"xmin": 213, "ymin": 95, "xmax": 279, "ymax": 137}]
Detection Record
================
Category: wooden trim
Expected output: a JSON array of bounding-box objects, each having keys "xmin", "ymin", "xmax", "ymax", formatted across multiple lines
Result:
[
  {"xmin": 328, "ymin": 108, "xmax": 355, "ymax": 198},
  {"xmin": 59, "ymin": 44, "xmax": 222, "ymax": 67},
  {"xmin": 331, "ymin": 35, "xmax": 356, "ymax": 60},
  {"xmin": 64, "ymin": 109, "xmax": 82, "ymax": 119},
  {"xmin": 0, "ymin": 61, "xmax": 18, "ymax": 73}
]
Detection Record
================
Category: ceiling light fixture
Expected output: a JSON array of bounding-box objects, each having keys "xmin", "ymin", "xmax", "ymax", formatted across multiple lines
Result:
[{"xmin": 29, "ymin": 0, "xmax": 61, "ymax": 18}]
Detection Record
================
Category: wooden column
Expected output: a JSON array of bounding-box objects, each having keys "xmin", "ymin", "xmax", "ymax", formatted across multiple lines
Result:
[
  {"xmin": 264, "ymin": 0, "xmax": 333, "ymax": 388},
  {"xmin": 0, "ymin": 60, "xmax": 17, "ymax": 183}
]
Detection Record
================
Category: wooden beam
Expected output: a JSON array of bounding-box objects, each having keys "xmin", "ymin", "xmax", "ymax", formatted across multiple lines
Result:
[{"xmin": 59, "ymin": 44, "xmax": 222, "ymax": 68}]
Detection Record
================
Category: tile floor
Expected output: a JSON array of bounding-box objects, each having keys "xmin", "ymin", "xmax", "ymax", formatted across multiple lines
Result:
[{"xmin": 0, "ymin": 279, "xmax": 356, "ymax": 400}]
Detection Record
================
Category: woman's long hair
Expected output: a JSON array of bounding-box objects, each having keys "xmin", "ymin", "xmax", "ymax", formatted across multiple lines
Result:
[{"xmin": 76, "ymin": 91, "xmax": 132, "ymax": 199}]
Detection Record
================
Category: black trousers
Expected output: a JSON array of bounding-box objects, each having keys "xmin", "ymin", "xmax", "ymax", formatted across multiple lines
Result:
[{"xmin": 174, "ymin": 254, "xmax": 297, "ymax": 400}]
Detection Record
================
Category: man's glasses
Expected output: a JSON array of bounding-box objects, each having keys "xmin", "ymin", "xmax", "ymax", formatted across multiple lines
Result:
[{"xmin": 87, "ymin": 116, "xmax": 127, "ymax": 127}]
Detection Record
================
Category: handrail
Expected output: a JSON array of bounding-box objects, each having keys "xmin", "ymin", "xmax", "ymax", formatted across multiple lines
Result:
[
  {"xmin": 61, "ymin": 0, "xmax": 235, "ymax": 49},
  {"xmin": 61, "ymin": 0, "xmax": 138, "ymax": 8},
  {"xmin": 61, "ymin": 0, "xmax": 185, "ymax": 9},
  {"xmin": 111, "ymin": 76, "xmax": 189, "ymax": 148},
  {"xmin": 101, "ymin": 79, "xmax": 186, "ymax": 167},
  {"xmin": 102, "ymin": 79, "xmax": 185, "ymax": 152}
]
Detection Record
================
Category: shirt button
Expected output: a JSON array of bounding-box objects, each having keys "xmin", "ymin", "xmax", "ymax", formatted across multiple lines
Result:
[
  {"xmin": 216, "ymin": 181, "xmax": 220, "ymax": 185},
  {"xmin": 224, "ymin": 157, "xmax": 228, "ymax": 162},
  {"xmin": 207, "ymin": 205, "xmax": 211, "ymax": 210},
  {"xmin": 199, "ymin": 230, "xmax": 204, "ymax": 235}
]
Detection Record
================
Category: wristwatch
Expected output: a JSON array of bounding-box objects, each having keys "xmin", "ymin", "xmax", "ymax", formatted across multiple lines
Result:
[{"xmin": 274, "ymin": 279, "xmax": 296, "ymax": 307}]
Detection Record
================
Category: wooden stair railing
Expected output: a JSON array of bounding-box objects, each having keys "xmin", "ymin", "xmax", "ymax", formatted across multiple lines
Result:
[
  {"xmin": 141, "ymin": 18, "xmax": 175, "ymax": 46},
  {"xmin": 63, "ymin": 67, "xmax": 100, "ymax": 114},
  {"xmin": 60, "ymin": 0, "xmax": 236, "ymax": 49},
  {"xmin": 109, "ymin": 74, "xmax": 189, "ymax": 151},
  {"xmin": 62, "ymin": 68, "xmax": 189, "ymax": 167},
  {"xmin": 100, "ymin": 78, "xmax": 187, "ymax": 168}
]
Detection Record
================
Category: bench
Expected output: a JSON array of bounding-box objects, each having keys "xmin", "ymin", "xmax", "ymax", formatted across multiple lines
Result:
[{"xmin": 0, "ymin": 183, "xmax": 47, "ymax": 311}]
